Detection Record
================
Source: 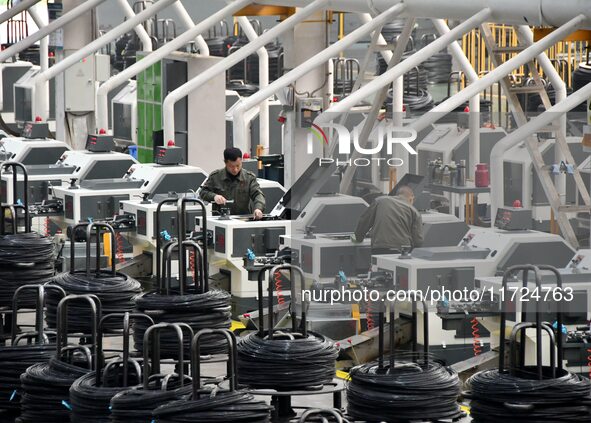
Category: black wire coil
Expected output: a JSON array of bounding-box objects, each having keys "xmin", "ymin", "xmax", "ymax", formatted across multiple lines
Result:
[
  {"xmin": 18, "ymin": 358, "xmax": 90, "ymax": 423},
  {"xmin": 466, "ymin": 366, "xmax": 591, "ymax": 422},
  {"xmin": 133, "ymin": 289, "xmax": 232, "ymax": 357},
  {"xmin": 0, "ymin": 344, "xmax": 54, "ymax": 413},
  {"xmin": 110, "ymin": 385, "xmax": 192, "ymax": 423},
  {"xmin": 45, "ymin": 271, "xmax": 141, "ymax": 333},
  {"xmin": 152, "ymin": 390, "xmax": 271, "ymax": 423},
  {"xmin": 69, "ymin": 368, "xmax": 140, "ymax": 423},
  {"xmin": 346, "ymin": 353, "xmax": 463, "ymax": 422},
  {"xmin": 236, "ymin": 330, "xmax": 338, "ymax": 390},
  {"xmin": 0, "ymin": 233, "xmax": 55, "ymax": 307}
]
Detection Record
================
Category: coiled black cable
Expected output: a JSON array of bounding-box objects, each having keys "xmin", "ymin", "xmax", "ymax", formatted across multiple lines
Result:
[
  {"xmin": 18, "ymin": 358, "xmax": 90, "ymax": 423},
  {"xmin": 236, "ymin": 330, "xmax": 338, "ymax": 390},
  {"xmin": 0, "ymin": 233, "xmax": 55, "ymax": 307},
  {"xmin": 133, "ymin": 289, "xmax": 232, "ymax": 357},
  {"xmin": 45, "ymin": 271, "xmax": 141, "ymax": 333},
  {"xmin": 110, "ymin": 385, "xmax": 192, "ymax": 423},
  {"xmin": 424, "ymin": 52, "xmax": 453, "ymax": 84},
  {"xmin": 69, "ymin": 367, "xmax": 141, "ymax": 423},
  {"xmin": 466, "ymin": 366, "xmax": 591, "ymax": 422},
  {"xmin": 0, "ymin": 344, "xmax": 54, "ymax": 413},
  {"xmin": 346, "ymin": 353, "xmax": 463, "ymax": 422},
  {"xmin": 152, "ymin": 390, "xmax": 271, "ymax": 423}
]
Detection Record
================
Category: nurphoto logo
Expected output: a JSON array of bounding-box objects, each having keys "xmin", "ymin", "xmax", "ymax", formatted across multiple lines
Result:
[{"xmin": 307, "ymin": 121, "xmax": 418, "ymax": 167}]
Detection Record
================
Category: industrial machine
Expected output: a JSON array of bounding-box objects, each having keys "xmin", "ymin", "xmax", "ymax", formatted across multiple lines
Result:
[
  {"xmin": 413, "ymin": 122, "xmax": 507, "ymax": 176},
  {"xmin": 111, "ymin": 80, "xmax": 137, "ymax": 148},
  {"xmin": 281, "ymin": 172, "xmax": 470, "ymax": 285},
  {"xmin": 502, "ymin": 137, "xmax": 586, "ymax": 231},
  {"xmin": 372, "ymin": 207, "xmax": 575, "ymax": 362},
  {"xmin": 50, "ymin": 142, "xmax": 209, "ymax": 227},
  {"xmin": 0, "ymin": 125, "xmax": 68, "ymax": 166}
]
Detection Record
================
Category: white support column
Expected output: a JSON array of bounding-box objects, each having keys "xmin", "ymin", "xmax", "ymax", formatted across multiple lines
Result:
[{"xmin": 170, "ymin": 1, "xmax": 209, "ymax": 55}]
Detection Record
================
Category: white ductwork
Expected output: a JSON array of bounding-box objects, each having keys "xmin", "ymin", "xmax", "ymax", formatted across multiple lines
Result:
[
  {"xmin": 237, "ymin": 16, "xmax": 269, "ymax": 151},
  {"xmin": 95, "ymin": 0, "xmax": 253, "ymax": 132},
  {"xmin": 316, "ymin": 8, "xmax": 493, "ymax": 130},
  {"xmin": 117, "ymin": 0, "xmax": 153, "ymax": 52},
  {"xmin": 409, "ymin": 14, "xmax": 586, "ymax": 135},
  {"xmin": 250, "ymin": 0, "xmax": 591, "ymax": 27},
  {"xmin": 0, "ymin": 0, "xmax": 108, "ymax": 63},
  {"xmin": 170, "ymin": 2, "xmax": 209, "ymax": 56},
  {"xmin": 162, "ymin": 0, "xmax": 331, "ymax": 145},
  {"xmin": 33, "ymin": 0, "xmax": 179, "ymax": 121},
  {"xmin": 230, "ymin": 3, "xmax": 405, "ymax": 152},
  {"xmin": 0, "ymin": 0, "xmax": 42, "ymax": 25}
]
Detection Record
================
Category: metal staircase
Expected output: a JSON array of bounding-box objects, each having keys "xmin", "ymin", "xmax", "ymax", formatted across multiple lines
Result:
[{"xmin": 481, "ymin": 24, "xmax": 591, "ymax": 248}]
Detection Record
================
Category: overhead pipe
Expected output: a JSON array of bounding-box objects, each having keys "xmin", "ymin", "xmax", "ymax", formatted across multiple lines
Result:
[
  {"xmin": 95, "ymin": 0, "xmax": 253, "ymax": 132},
  {"xmin": 237, "ymin": 16, "xmax": 269, "ymax": 151},
  {"xmin": 516, "ymin": 25, "xmax": 568, "ymax": 205},
  {"xmin": 162, "ymin": 0, "xmax": 331, "ymax": 145},
  {"xmin": 0, "ymin": 0, "xmax": 108, "ymax": 63},
  {"xmin": 231, "ymin": 3, "xmax": 406, "ymax": 152},
  {"xmin": 251, "ymin": 0, "xmax": 591, "ymax": 27},
  {"xmin": 338, "ymin": 18, "xmax": 414, "ymax": 193},
  {"xmin": 408, "ymin": 14, "xmax": 587, "ymax": 137},
  {"xmin": 432, "ymin": 18, "xmax": 481, "ymax": 178},
  {"xmin": 490, "ymin": 77, "xmax": 591, "ymax": 222},
  {"xmin": 0, "ymin": 0, "xmax": 42, "ymax": 26},
  {"xmin": 315, "ymin": 8, "xmax": 493, "ymax": 134},
  {"xmin": 117, "ymin": 0, "xmax": 153, "ymax": 52},
  {"xmin": 27, "ymin": 2, "xmax": 48, "ymax": 125},
  {"xmin": 170, "ymin": 2, "xmax": 209, "ymax": 55},
  {"xmin": 32, "ymin": 0, "xmax": 179, "ymax": 121}
]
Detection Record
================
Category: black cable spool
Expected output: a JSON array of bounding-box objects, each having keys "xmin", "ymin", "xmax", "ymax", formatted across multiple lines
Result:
[
  {"xmin": 420, "ymin": 33, "xmax": 453, "ymax": 85},
  {"xmin": 465, "ymin": 265, "xmax": 591, "ymax": 422},
  {"xmin": 133, "ymin": 198, "xmax": 231, "ymax": 358},
  {"xmin": 0, "ymin": 284, "xmax": 65, "ymax": 417},
  {"xmin": 346, "ymin": 299, "xmax": 464, "ymax": 422},
  {"xmin": 0, "ymin": 162, "xmax": 55, "ymax": 309},
  {"xmin": 152, "ymin": 328, "xmax": 272, "ymax": 422},
  {"xmin": 46, "ymin": 222, "xmax": 142, "ymax": 334},
  {"xmin": 237, "ymin": 265, "xmax": 338, "ymax": 391},
  {"xmin": 69, "ymin": 312, "xmax": 154, "ymax": 423},
  {"xmin": 110, "ymin": 322, "xmax": 195, "ymax": 423},
  {"xmin": 18, "ymin": 294, "xmax": 101, "ymax": 423}
]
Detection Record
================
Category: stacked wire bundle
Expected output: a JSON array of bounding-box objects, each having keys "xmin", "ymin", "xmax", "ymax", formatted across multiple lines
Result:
[
  {"xmin": 110, "ymin": 385, "xmax": 192, "ymax": 423},
  {"xmin": 45, "ymin": 271, "xmax": 141, "ymax": 333},
  {"xmin": 0, "ymin": 344, "xmax": 54, "ymax": 414},
  {"xmin": 423, "ymin": 52, "xmax": 453, "ymax": 84},
  {"xmin": 236, "ymin": 331, "xmax": 338, "ymax": 390},
  {"xmin": 69, "ymin": 368, "xmax": 141, "ymax": 423},
  {"xmin": 152, "ymin": 390, "xmax": 271, "ymax": 423},
  {"xmin": 0, "ymin": 233, "xmax": 55, "ymax": 307},
  {"xmin": 466, "ymin": 367, "xmax": 591, "ymax": 422},
  {"xmin": 18, "ymin": 358, "xmax": 90, "ymax": 423},
  {"xmin": 346, "ymin": 353, "xmax": 463, "ymax": 422},
  {"xmin": 133, "ymin": 290, "xmax": 232, "ymax": 357}
]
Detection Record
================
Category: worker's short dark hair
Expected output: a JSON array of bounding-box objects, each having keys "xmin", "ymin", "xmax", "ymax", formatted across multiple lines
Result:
[
  {"xmin": 396, "ymin": 186, "xmax": 414, "ymax": 198},
  {"xmin": 224, "ymin": 147, "xmax": 242, "ymax": 162}
]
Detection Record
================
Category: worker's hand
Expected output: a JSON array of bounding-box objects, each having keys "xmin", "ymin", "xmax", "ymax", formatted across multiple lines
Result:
[
  {"xmin": 350, "ymin": 234, "xmax": 362, "ymax": 243},
  {"xmin": 214, "ymin": 195, "xmax": 227, "ymax": 205},
  {"xmin": 253, "ymin": 209, "xmax": 263, "ymax": 220}
]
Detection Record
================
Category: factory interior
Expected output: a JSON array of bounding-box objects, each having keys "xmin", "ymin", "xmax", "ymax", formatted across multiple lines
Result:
[{"xmin": 2, "ymin": 0, "xmax": 591, "ymax": 421}]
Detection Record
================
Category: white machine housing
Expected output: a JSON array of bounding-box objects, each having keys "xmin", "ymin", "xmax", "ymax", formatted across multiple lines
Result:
[{"xmin": 0, "ymin": 137, "xmax": 70, "ymax": 165}]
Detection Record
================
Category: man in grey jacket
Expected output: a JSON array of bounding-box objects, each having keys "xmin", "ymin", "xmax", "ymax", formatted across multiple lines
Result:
[{"xmin": 352, "ymin": 186, "xmax": 423, "ymax": 254}]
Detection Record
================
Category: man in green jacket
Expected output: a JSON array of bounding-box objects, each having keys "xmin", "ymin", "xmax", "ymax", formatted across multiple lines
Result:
[
  {"xmin": 199, "ymin": 147, "xmax": 266, "ymax": 219},
  {"xmin": 352, "ymin": 186, "xmax": 423, "ymax": 255}
]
